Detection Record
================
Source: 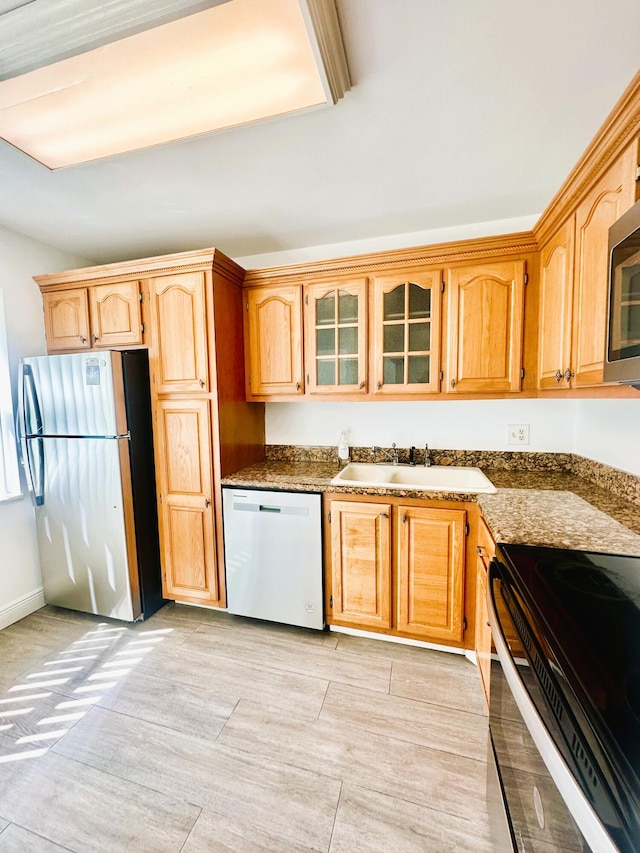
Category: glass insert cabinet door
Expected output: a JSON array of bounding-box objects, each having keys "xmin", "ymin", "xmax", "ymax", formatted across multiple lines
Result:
[
  {"xmin": 304, "ymin": 279, "xmax": 368, "ymax": 393},
  {"xmin": 372, "ymin": 271, "xmax": 442, "ymax": 394}
]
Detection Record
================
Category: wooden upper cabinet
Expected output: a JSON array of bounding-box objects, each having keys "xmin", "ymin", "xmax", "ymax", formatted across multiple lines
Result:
[
  {"xmin": 538, "ymin": 217, "xmax": 576, "ymax": 390},
  {"xmin": 148, "ymin": 271, "xmax": 209, "ymax": 394},
  {"xmin": 304, "ymin": 279, "xmax": 368, "ymax": 394},
  {"xmin": 245, "ymin": 284, "xmax": 303, "ymax": 396},
  {"xmin": 154, "ymin": 398, "xmax": 218, "ymax": 603},
  {"xmin": 572, "ymin": 146, "xmax": 637, "ymax": 387},
  {"xmin": 446, "ymin": 260, "xmax": 525, "ymax": 393},
  {"xmin": 372, "ymin": 271, "xmax": 442, "ymax": 394},
  {"xmin": 329, "ymin": 499, "xmax": 392, "ymax": 630},
  {"xmin": 88, "ymin": 280, "xmax": 142, "ymax": 348},
  {"xmin": 43, "ymin": 288, "xmax": 90, "ymax": 351},
  {"xmin": 396, "ymin": 505, "xmax": 466, "ymax": 643}
]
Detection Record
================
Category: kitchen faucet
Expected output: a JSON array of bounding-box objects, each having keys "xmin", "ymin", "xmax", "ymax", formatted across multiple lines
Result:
[{"xmin": 370, "ymin": 443, "xmax": 400, "ymax": 465}]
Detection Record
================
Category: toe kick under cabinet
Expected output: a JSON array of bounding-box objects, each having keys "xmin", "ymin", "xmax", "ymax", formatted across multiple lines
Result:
[{"xmin": 324, "ymin": 493, "xmax": 474, "ymax": 647}]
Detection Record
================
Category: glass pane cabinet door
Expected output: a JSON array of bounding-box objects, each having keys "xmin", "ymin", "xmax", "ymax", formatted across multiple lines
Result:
[
  {"xmin": 305, "ymin": 279, "xmax": 368, "ymax": 393},
  {"xmin": 373, "ymin": 271, "xmax": 442, "ymax": 394}
]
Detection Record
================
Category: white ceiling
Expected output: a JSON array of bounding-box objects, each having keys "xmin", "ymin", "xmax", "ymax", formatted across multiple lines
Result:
[{"xmin": 1, "ymin": 0, "xmax": 639, "ymax": 266}]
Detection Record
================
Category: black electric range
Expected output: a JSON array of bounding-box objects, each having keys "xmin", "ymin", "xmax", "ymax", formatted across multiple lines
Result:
[{"xmin": 490, "ymin": 543, "xmax": 640, "ymax": 852}]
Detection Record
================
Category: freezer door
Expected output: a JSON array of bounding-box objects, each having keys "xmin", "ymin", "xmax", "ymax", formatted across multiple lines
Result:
[
  {"xmin": 34, "ymin": 436, "xmax": 140, "ymax": 621},
  {"xmin": 19, "ymin": 352, "xmax": 121, "ymax": 437}
]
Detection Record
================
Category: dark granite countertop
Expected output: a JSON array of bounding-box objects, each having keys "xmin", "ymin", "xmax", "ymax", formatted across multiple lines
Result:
[{"xmin": 221, "ymin": 459, "xmax": 640, "ymax": 554}]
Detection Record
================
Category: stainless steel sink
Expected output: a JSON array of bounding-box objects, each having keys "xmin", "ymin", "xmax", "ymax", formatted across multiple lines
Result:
[{"xmin": 331, "ymin": 462, "xmax": 497, "ymax": 494}]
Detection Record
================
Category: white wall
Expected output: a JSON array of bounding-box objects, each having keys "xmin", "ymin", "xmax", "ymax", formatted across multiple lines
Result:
[
  {"xmin": 0, "ymin": 225, "xmax": 92, "ymax": 628},
  {"xmin": 574, "ymin": 399, "xmax": 640, "ymax": 476},
  {"xmin": 266, "ymin": 399, "xmax": 577, "ymax": 453}
]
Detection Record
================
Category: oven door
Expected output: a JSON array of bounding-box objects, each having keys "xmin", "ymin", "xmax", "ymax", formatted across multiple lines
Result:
[{"xmin": 487, "ymin": 558, "xmax": 619, "ymax": 853}]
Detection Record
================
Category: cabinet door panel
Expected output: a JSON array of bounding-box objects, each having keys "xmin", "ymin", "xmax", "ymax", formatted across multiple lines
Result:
[
  {"xmin": 447, "ymin": 261, "xmax": 525, "ymax": 393},
  {"xmin": 149, "ymin": 272, "xmax": 209, "ymax": 393},
  {"xmin": 573, "ymin": 147, "xmax": 637, "ymax": 387},
  {"xmin": 43, "ymin": 289, "xmax": 90, "ymax": 351},
  {"xmin": 246, "ymin": 284, "xmax": 303, "ymax": 396},
  {"xmin": 329, "ymin": 500, "xmax": 392, "ymax": 629},
  {"xmin": 538, "ymin": 219, "xmax": 575, "ymax": 390},
  {"xmin": 89, "ymin": 280, "xmax": 142, "ymax": 347},
  {"xmin": 155, "ymin": 399, "xmax": 217, "ymax": 602},
  {"xmin": 305, "ymin": 279, "xmax": 367, "ymax": 394},
  {"xmin": 372, "ymin": 271, "xmax": 442, "ymax": 394},
  {"xmin": 397, "ymin": 506, "xmax": 466, "ymax": 643}
]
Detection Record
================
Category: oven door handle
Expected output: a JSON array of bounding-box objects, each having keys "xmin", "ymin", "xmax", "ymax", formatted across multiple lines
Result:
[{"xmin": 488, "ymin": 560, "xmax": 618, "ymax": 853}]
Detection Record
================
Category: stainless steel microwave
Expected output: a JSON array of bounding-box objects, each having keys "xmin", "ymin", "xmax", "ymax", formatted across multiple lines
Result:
[{"xmin": 605, "ymin": 198, "xmax": 640, "ymax": 388}]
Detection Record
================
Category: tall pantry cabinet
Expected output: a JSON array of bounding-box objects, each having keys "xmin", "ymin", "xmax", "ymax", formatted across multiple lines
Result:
[{"xmin": 35, "ymin": 248, "xmax": 265, "ymax": 608}]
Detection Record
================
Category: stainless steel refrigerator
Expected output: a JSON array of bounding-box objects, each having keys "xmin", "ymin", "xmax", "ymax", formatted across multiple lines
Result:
[{"xmin": 17, "ymin": 350, "xmax": 164, "ymax": 621}]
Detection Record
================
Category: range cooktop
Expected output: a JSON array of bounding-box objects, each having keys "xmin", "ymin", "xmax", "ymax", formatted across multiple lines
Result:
[{"xmin": 497, "ymin": 543, "xmax": 640, "ymax": 851}]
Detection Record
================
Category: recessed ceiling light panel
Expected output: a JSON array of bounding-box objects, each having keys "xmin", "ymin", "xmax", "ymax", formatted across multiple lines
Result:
[{"xmin": 0, "ymin": 0, "xmax": 349, "ymax": 169}]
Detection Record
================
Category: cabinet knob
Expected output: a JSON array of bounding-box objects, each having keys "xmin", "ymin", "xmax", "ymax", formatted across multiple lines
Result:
[
  {"xmin": 359, "ymin": 381, "xmax": 365, "ymax": 390},
  {"xmin": 80, "ymin": 336, "xmax": 87, "ymax": 344},
  {"xmin": 476, "ymin": 545, "xmax": 485, "ymax": 555},
  {"xmin": 376, "ymin": 380, "xmax": 382, "ymax": 390},
  {"xmin": 92, "ymin": 334, "xmax": 99, "ymax": 343},
  {"xmin": 204, "ymin": 498, "xmax": 210, "ymax": 508},
  {"xmin": 199, "ymin": 379, "xmax": 205, "ymax": 388},
  {"xmin": 563, "ymin": 368, "xmax": 574, "ymax": 382},
  {"xmin": 402, "ymin": 512, "xmax": 407, "ymax": 523},
  {"xmin": 380, "ymin": 512, "xmax": 389, "ymax": 519},
  {"xmin": 554, "ymin": 370, "xmax": 562, "ymax": 382},
  {"xmin": 296, "ymin": 381, "xmax": 301, "ymax": 391},
  {"xmin": 450, "ymin": 379, "xmax": 456, "ymax": 389}
]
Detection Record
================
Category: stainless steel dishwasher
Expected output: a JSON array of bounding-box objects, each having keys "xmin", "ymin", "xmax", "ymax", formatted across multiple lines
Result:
[{"xmin": 222, "ymin": 487, "xmax": 324, "ymax": 630}]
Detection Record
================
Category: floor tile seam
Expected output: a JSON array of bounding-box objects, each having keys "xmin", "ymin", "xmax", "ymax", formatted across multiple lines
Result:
[
  {"xmin": 0, "ymin": 821, "xmax": 78, "ymax": 852},
  {"xmin": 312, "ymin": 710, "xmax": 490, "ymax": 766},
  {"xmin": 316, "ymin": 711, "xmax": 487, "ymax": 762},
  {"xmin": 45, "ymin": 743, "xmax": 206, "ymax": 814},
  {"xmin": 142, "ymin": 652, "xmax": 366, "ymax": 695},
  {"xmin": 326, "ymin": 781, "xmax": 343, "ymax": 853},
  {"xmin": 342, "ymin": 779, "xmax": 494, "ymax": 830},
  {"xmin": 212, "ymin": 697, "xmax": 241, "ymax": 743},
  {"xmin": 71, "ymin": 701, "xmax": 236, "ymax": 748},
  {"xmin": 177, "ymin": 804, "xmax": 204, "ymax": 853},
  {"xmin": 388, "ymin": 686, "xmax": 487, "ymax": 718}
]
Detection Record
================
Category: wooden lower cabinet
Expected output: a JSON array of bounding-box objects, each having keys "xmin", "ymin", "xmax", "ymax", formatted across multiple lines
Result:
[
  {"xmin": 474, "ymin": 516, "xmax": 496, "ymax": 712},
  {"xmin": 396, "ymin": 505, "xmax": 466, "ymax": 643},
  {"xmin": 329, "ymin": 500, "xmax": 392, "ymax": 630},
  {"xmin": 154, "ymin": 398, "xmax": 219, "ymax": 603},
  {"xmin": 326, "ymin": 494, "xmax": 468, "ymax": 646}
]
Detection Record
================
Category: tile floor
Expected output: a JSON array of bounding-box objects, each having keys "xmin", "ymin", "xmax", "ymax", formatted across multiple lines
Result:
[{"xmin": 0, "ymin": 604, "xmax": 494, "ymax": 852}]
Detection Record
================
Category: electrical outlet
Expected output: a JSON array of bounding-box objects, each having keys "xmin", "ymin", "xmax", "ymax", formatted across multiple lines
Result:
[{"xmin": 507, "ymin": 424, "xmax": 530, "ymax": 445}]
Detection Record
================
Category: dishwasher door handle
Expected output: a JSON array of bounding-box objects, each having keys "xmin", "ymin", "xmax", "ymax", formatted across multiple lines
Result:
[{"xmin": 233, "ymin": 501, "xmax": 310, "ymax": 517}]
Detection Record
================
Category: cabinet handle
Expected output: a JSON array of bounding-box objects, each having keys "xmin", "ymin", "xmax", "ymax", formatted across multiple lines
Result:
[
  {"xmin": 80, "ymin": 336, "xmax": 87, "ymax": 344},
  {"xmin": 563, "ymin": 368, "xmax": 574, "ymax": 382},
  {"xmin": 376, "ymin": 380, "xmax": 382, "ymax": 390},
  {"xmin": 204, "ymin": 499, "xmax": 210, "ymax": 508},
  {"xmin": 296, "ymin": 381, "xmax": 301, "ymax": 391},
  {"xmin": 380, "ymin": 512, "xmax": 388, "ymax": 519},
  {"xmin": 92, "ymin": 334, "xmax": 99, "ymax": 343},
  {"xmin": 359, "ymin": 381, "xmax": 365, "ymax": 390},
  {"xmin": 199, "ymin": 379, "xmax": 205, "ymax": 388},
  {"xmin": 402, "ymin": 512, "xmax": 407, "ymax": 523},
  {"xmin": 450, "ymin": 379, "xmax": 456, "ymax": 389},
  {"xmin": 554, "ymin": 370, "xmax": 562, "ymax": 382},
  {"xmin": 476, "ymin": 545, "xmax": 485, "ymax": 555}
]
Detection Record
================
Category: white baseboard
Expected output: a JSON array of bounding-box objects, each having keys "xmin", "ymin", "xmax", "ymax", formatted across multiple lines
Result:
[{"xmin": 0, "ymin": 588, "xmax": 45, "ymax": 631}]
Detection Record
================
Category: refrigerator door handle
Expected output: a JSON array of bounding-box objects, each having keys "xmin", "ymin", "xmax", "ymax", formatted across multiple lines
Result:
[{"xmin": 19, "ymin": 363, "xmax": 43, "ymax": 437}]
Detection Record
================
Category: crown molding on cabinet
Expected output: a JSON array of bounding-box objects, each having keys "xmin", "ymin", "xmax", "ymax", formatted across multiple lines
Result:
[
  {"xmin": 534, "ymin": 69, "xmax": 640, "ymax": 246},
  {"xmin": 242, "ymin": 231, "xmax": 538, "ymax": 285},
  {"xmin": 34, "ymin": 247, "xmax": 245, "ymax": 291}
]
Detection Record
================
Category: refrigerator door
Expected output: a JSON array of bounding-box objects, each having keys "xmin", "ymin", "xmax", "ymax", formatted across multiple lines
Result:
[
  {"xmin": 20, "ymin": 352, "xmax": 123, "ymax": 437},
  {"xmin": 32, "ymin": 434, "xmax": 140, "ymax": 621}
]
